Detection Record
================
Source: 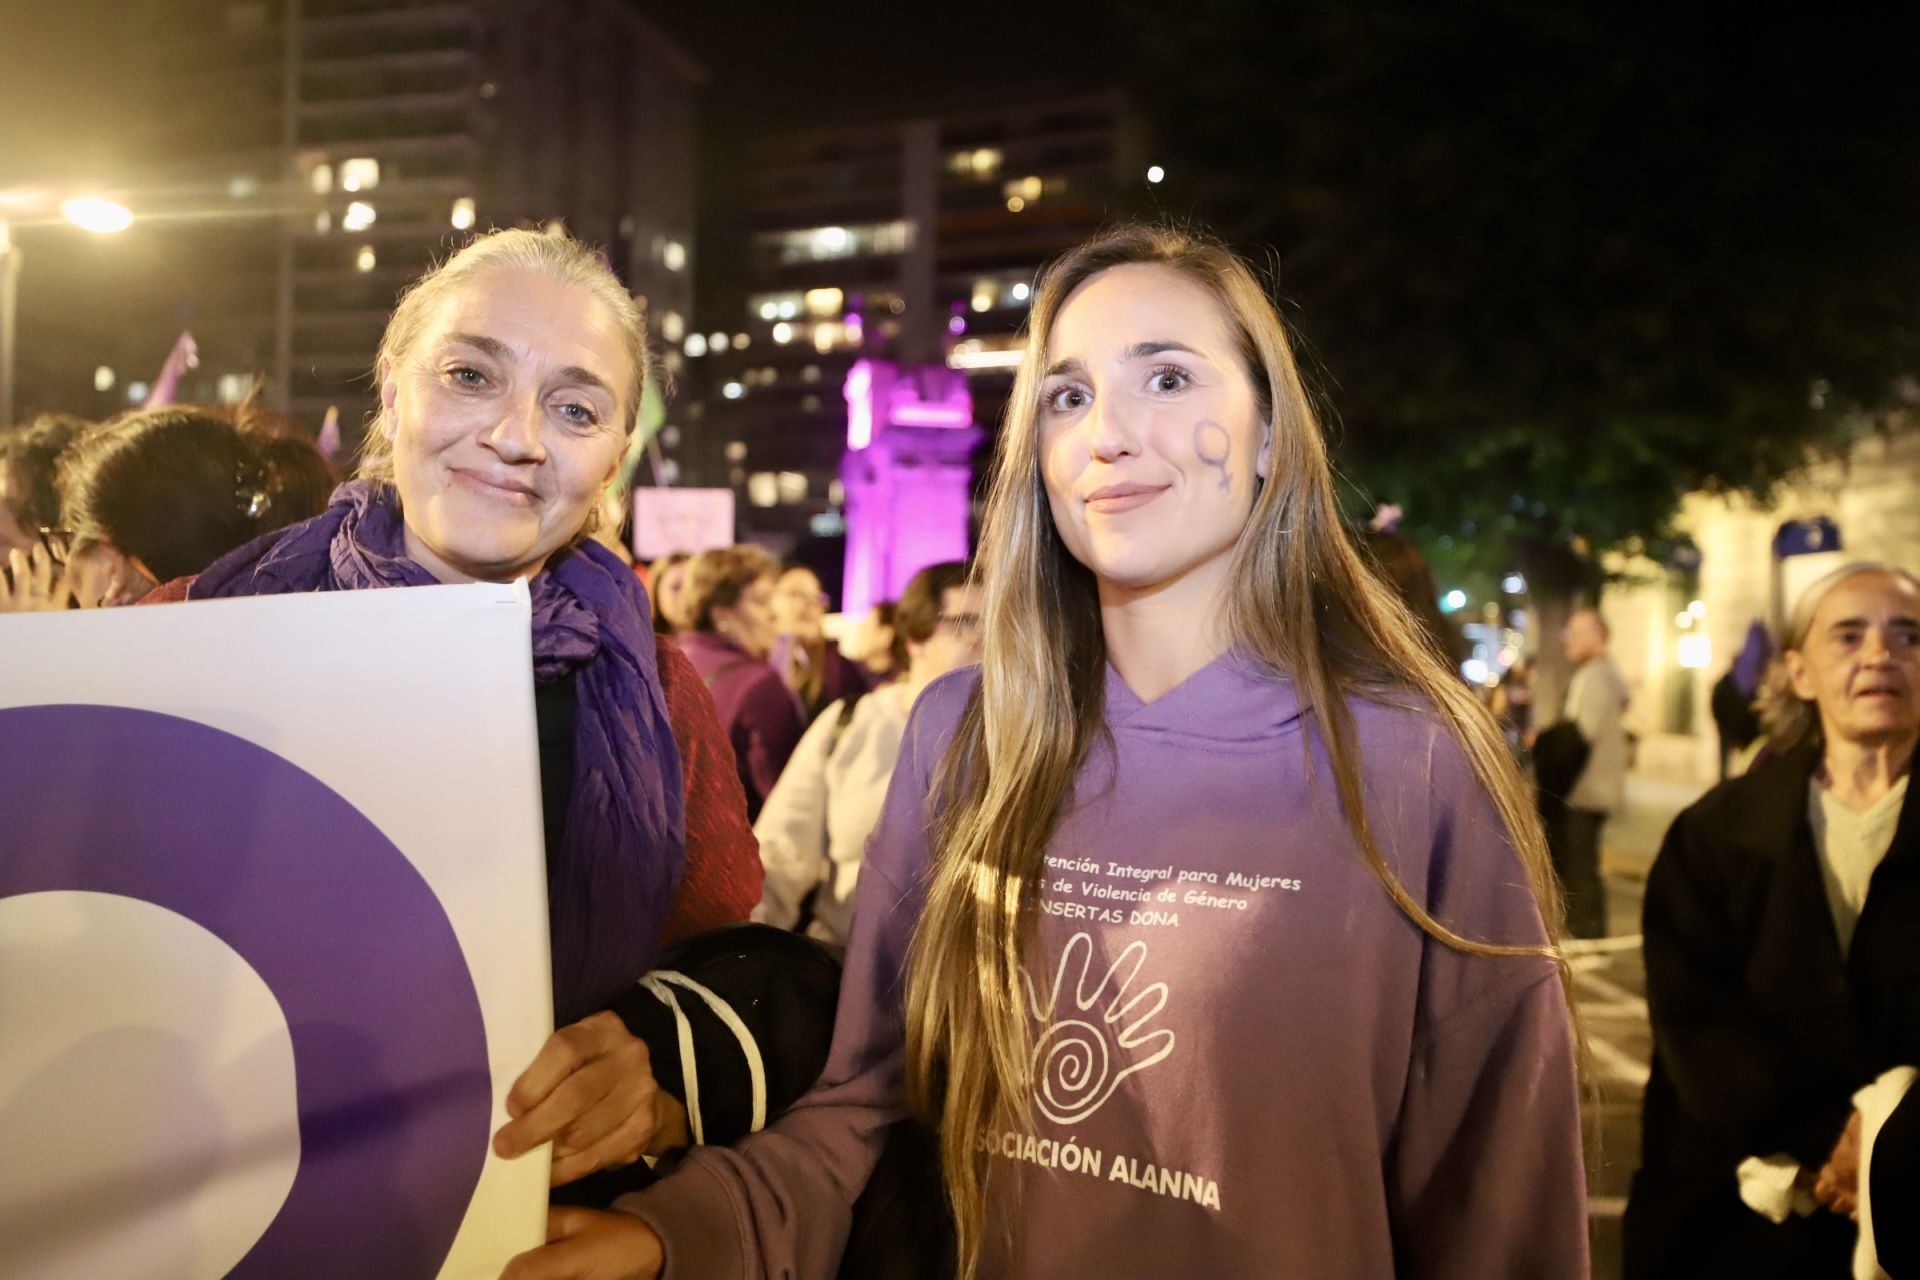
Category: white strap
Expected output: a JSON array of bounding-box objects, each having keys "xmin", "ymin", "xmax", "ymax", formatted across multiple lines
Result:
[{"xmin": 638, "ymin": 969, "xmax": 770, "ymax": 1141}]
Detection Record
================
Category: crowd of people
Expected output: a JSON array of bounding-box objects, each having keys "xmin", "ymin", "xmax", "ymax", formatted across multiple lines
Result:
[{"xmin": 1, "ymin": 220, "xmax": 1914, "ymax": 1280}]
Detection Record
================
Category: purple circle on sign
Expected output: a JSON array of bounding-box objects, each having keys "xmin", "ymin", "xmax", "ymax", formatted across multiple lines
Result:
[{"xmin": 0, "ymin": 704, "xmax": 492, "ymax": 1278}]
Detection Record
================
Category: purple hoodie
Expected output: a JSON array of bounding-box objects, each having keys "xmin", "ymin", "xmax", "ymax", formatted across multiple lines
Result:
[{"xmin": 622, "ymin": 655, "xmax": 1588, "ymax": 1278}]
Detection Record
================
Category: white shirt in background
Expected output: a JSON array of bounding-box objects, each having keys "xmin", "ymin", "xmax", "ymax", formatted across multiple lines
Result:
[
  {"xmin": 1809, "ymin": 774, "xmax": 1908, "ymax": 956},
  {"xmin": 751, "ymin": 681, "xmax": 916, "ymax": 945}
]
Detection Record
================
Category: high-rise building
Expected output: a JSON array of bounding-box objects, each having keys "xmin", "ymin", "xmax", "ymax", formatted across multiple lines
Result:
[
  {"xmin": 680, "ymin": 90, "xmax": 1142, "ymax": 593},
  {"xmin": 5, "ymin": 0, "xmax": 700, "ymax": 444}
]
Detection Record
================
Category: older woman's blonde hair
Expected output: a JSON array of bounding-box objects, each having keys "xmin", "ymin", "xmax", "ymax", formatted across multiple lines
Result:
[
  {"xmin": 1758, "ymin": 560, "xmax": 1920, "ymax": 750},
  {"xmin": 358, "ymin": 228, "xmax": 653, "ymax": 486}
]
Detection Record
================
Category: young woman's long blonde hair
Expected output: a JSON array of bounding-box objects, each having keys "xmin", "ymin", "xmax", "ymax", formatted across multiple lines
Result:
[{"xmin": 902, "ymin": 225, "xmax": 1567, "ymax": 1277}]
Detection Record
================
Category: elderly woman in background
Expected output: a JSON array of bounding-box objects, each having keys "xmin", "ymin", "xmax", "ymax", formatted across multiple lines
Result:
[
  {"xmin": 769, "ymin": 561, "xmax": 870, "ymax": 724},
  {"xmin": 143, "ymin": 228, "xmax": 761, "ymax": 1200},
  {"xmin": 675, "ymin": 544, "xmax": 807, "ymax": 819},
  {"xmin": 1627, "ymin": 562, "xmax": 1920, "ymax": 1279}
]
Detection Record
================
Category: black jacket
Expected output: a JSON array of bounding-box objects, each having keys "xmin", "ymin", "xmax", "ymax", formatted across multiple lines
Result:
[
  {"xmin": 1878, "ymin": 1082, "xmax": 1920, "ymax": 1278},
  {"xmin": 1624, "ymin": 743, "xmax": 1920, "ymax": 1278}
]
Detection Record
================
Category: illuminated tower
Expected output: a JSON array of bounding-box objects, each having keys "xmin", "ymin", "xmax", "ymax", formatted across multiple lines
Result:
[{"xmin": 839, "ymin": 358, "xmax": 982, "ymax": 616}]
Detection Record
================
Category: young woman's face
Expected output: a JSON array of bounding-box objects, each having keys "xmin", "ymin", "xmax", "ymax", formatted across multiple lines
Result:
[
  {"xmin": 1037, "ymin": 264, "xmax": 1269, "ymax": 600},
  {"xmin": 1786, "ymin": 571, "xmax": 1920, "ymax": 749},
  {"xmin": 381, "ymin": 267, "xmax": 632, "ymax": 583},
  {"xmin": 772, "ymin": 567, "xmax": 826, "ymax": 638},
  {"xmin": 713, "ymin": 573, "xmax": 779, "ymax": 660}
]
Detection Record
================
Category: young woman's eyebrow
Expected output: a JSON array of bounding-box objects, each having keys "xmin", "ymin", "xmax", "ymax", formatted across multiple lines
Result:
[{"xmin": 1121, "ymin": 340, "xmax": 1205, "ymax": 362}]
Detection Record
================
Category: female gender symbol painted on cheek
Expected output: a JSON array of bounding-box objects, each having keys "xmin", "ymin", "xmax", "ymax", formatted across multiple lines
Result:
[{"xmin": 1193, "ymin": 420, "xmax": 1232, "ymax": 491}]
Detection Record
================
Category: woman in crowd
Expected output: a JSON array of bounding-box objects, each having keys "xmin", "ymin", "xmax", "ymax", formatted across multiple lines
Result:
[
  {"xmin": 506, "ymin": 225, "xmax": 1584, "ymax": 1279},
  {"xmin": 844, "ymin": 597, "xmax": 903, "ymax": 684},
  {"xmin": 148, "ymin": 228, "xmax": 761, "ymax": 1195},
  {"xmin": 675, "ymin": 544, "xmax": 807, "ymax": 819},
  {"xmin": 1626, "ymin": 562, "xmax": 1920, "ymax": 1279},
  {"xmin": 54, "ymin": 404, "xmax": 334, "ymax": 607},
  {"xmin": 754, "ymin": 560, "xmax": 979, "ymax": 946},
  {"xmin": 770, "ymin": 562, "xmax": 870, "ymax": 724},
  {"xmin": 648, "ymin": 551, "xmax": 692, "ymax": 634},
  {"xmin": 0, "ymin": 413, "xmax": 87, "ymax": 607}
]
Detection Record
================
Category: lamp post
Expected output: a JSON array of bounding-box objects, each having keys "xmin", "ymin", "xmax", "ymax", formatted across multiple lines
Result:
[{"xmin": 0, "ymin": 195, "xmax": 133, "ymax": 429}]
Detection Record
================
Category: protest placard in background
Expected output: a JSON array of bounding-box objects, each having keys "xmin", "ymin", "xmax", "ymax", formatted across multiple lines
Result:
[
  {"xmin": 631, "ymin": 486, "xmax": 736, "ymax": 561},
  {"xmin": 0, "ymin": 585, "xmax": 553, "ymax": 1279}
]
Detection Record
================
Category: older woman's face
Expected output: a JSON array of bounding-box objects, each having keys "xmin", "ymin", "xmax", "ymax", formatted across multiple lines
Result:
[
  {"xmin": 1786, "ymin": 571, "xmax": 1920, "ymax": 749},
  {"xmin": 380, "ymin": 267, "xmax": 631, "ymax": 583}
]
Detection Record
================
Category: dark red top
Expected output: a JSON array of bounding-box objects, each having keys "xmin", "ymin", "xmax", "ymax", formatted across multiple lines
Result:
[{"xmin": 139, "ymin": 576, "xmax": 762, "ymax": 945}]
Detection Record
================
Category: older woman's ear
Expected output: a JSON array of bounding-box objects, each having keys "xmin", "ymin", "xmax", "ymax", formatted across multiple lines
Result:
[{"xmin": 376, "ymin": 360, "xmax": 399, "ymax": 439}]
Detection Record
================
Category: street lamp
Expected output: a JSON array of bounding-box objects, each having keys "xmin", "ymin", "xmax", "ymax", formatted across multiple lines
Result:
[{"xmin": 0, "ymin": 193, "xmax": 133, "ymax": 428}]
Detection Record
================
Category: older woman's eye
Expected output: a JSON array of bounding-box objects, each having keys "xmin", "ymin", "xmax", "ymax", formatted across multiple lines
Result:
[
  {"xmin": 556, "ymin": 402, "xmax": 601, "ymax": 427},
  {"xmin": 446, "ymin": 365, "xmax": 487, "ymax": 389}
]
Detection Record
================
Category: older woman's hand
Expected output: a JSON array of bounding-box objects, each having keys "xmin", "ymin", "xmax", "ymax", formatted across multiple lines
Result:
[
  {"xmin": 500, "ymin": 1207, "xmax": 664, "ymax": 1280},
  {"xmin": 493, "ymin": 1011, "xmax": 690, "ymax": 1186}
]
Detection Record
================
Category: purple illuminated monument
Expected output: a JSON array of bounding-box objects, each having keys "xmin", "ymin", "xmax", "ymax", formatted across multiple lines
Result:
[{"xmin": 840, "ymin": 358, "xmax": 982, "ymax": 617}]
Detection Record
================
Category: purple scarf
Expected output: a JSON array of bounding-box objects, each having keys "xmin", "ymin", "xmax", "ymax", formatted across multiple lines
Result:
[
  {"xmin": 1732, "ymin": 619, "xmax": 1773, "ymax": 697},
  {"xmin": 192, "ymin": 481, "xmax": 686, "ymax": 1026}
]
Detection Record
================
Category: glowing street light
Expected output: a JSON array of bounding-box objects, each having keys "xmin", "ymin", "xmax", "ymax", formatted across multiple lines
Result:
[{"xmin": 59, "ymin": 196, "xmax": 134, "ymax": 234}]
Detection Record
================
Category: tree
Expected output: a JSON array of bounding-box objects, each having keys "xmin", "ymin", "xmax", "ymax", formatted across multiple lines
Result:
[{"xmin": 1126, "ymin": 0, "xmax": 1920, "ymax": 606}]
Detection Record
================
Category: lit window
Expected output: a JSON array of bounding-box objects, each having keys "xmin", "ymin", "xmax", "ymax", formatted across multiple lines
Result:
[
  {"xmin": 972, "ymin": 148, "xmax": 1002, "ymax": 175},
  {"xmin": 657, "ymin": 459, "xmax": 682, "ymax": 484},
  {"xmin": 777, "ymin": 472, "xmax": 808, "ymax": 504},
  {"xmin": 819, "ymin": 226, "xmax": 850, "ymax": 253},
  {"xmin": 228, "ymin": 175, "xmax": 258, "ymax": 200},
  {"xmin": 813, "ymin": 322, "xmax": 846, "ymax": 353},
  {"xmin": 778, "ymin": 300, "xmax": 799, "ymax": 319},
  {"xmin": 804, "ymin": 287, "xmax": 844, "ymax": 317},
  {"xmin": 663, "ymin": 240, "xmax": 687, "ymax": 272},
  {"xmin": 1146, "ymin": 165, "xmax": 1166, "ymax": 184},
  {"xmin": 217, "ymin": 373, "xmax": 251, "ymax": 404},
  {"xmin": 543, "ymin": 219, "xmax": 567, "ymax": 237},
  {"xmin": 127, "ymin": 381, "xmax": 150, "ymax": 404},
  {"xmin": 970, "ymin": 287, "xmax": 993, "ymax": 313},
  {"xmin": 340, "ymin": 158, "xmax": 380, "ymax": 192},
  {"xmin": 1003, "ymin": 176, "xmax": 1043, "ymax": 203},
  {"xmin": 342, "ymin": 201, "xmax": 376, "ymax": 232},
  {"xmin": 747, "ymin": 473, "xmax": 779, "ymax": 507},
  {"xmin": 771, "ymin": 322, "xmax": 794, "ymax": 345},
  {"xmin": 732, "ymin": 333, "xmax": 751, "ymax": 350},
  {"xmin": 1011, "ymin": 282, "xmax": 1031, "ymax": 302},
  {"xmin": 661, "ymin": 426, "xmax": 682, "ymax": 448},
  {"xmin": 314, "ymin": 210, "xmax": 331, "ymax": 234},
  {"xmin": 707, "ymin": 332, "xmax": 727, "ymax": 352},
  {"xmin": 724, "ymin": 441, "xmax": 748, "ymax": 462},
  {"xmin": 801, "ymin": 394, "xmax": 822, "ymax": 413},
  {"xmin": 758, "ymin": 221, "xmax": 910, "ymax": 265},
  {"xmin": 451, "ymin": 197, "xmax": 476, "ymax": 230},
  {"xmin": 1006, "ymin": 196, "xmax": 1026, "ymax": 213},
  {"xmin": 355, "ymin": 245, "xmax": 377, "ymax": 272},
  {"xmin": 828, "ymin": 479, "xmax": 845, "ymax": 506},
  {"xmin": 310, "ymin": 163, "xmax": 334, "ymax": 195},
  {"xmin": 93, "ymin": 366, "xmax": 115, "ymax": 392},
  {"xmin": 758, "ymin": 301, "xmax": 778, "ymax": 321},
  {"xmin": 661, "ymin": 312, "xmax": 685, "ymax": 342},
  {"xmin": 889, "ymin": 297, "xmax": 906, "ymax": 314},
  {"xmin": 801, "ymin": 364, "xmax": 822, "ymax": 383},
  {"xmin": 684, "ymin": 333, "xmax": 709, "ymax": 358},
  {"xmin": 722, "ymin": 380, "xmax": 746, "ymax": 400}
]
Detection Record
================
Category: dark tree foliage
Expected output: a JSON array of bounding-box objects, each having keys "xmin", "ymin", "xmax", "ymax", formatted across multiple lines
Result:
[{"xmin": 1126, "ymin": 1, "xmax": 1920, "ymax": 594}]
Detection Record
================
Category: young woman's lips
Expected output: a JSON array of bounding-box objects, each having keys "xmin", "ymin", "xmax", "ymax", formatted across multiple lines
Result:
[
  {"xmin": 450, "ymin": 468, "xmax": 538, "ymax": 505},
  {"xmin": 1085, "ymin": 484, "xmax": 1170, "ymax": 515}
]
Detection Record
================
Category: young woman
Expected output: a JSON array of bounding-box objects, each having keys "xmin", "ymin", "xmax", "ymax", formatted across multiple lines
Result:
[
  {"xmin": 505, "ymin": 226, "xmax": 1585, "ymax": 1279},
  {"xmin": 1627, "ymin": 562, "xmax": 1920, "ymax": 1279},
  {"xmin": 770, "ymin": 562, "xmax": 872, "ymax": 724}
]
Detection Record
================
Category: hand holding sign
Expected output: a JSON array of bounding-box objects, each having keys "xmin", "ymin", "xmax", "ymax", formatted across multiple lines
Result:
[
  {"xmin": 495, "ymin": 1011, "xmax": 690, "ymax": 1187},
  {"xmin": 500, "ymin": 1208, "xmax": 663, "ymax": 1280}
]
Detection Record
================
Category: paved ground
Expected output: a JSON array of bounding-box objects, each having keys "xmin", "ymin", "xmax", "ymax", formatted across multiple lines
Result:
[{"xmin": 1576, "ymin": 773, "xmax": 1707, "ymax": 1279}]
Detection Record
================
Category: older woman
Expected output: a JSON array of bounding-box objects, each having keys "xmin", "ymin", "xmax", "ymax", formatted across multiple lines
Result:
[
  {"xmin": 675, "ymin": 545, "xmax": 807, "ymax": 820},
  {"xmin": 151, "ymin": 229, "xmax": 761, "ymax": 1194},
  {"xmin": 1627, "ymin": 562, "xmax": 1920, "ymax": 1278}
]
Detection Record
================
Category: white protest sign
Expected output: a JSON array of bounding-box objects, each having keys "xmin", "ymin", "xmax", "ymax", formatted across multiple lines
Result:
[
  {"xmin": 632, "ymin": 487, "xmax": 735, "ymax": 561},
  {"xmin": 0, "ymin": 585, "xmax": 553, "ymax": 1279}
]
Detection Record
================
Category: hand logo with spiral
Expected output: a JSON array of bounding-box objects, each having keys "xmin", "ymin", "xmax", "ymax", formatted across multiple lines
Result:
[{"xmin": 1024, "ymin": 932, "xmax": 1176, "ymax": 1126}]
